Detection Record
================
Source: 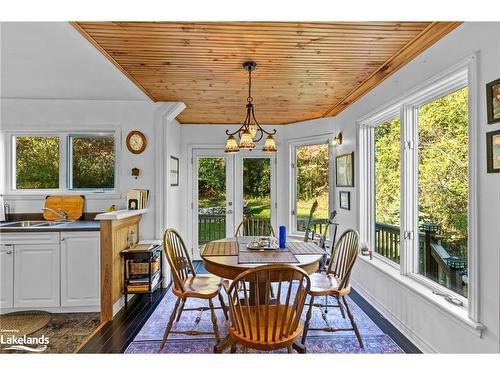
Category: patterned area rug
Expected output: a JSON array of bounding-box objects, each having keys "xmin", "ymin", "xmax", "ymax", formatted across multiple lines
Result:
[
  {"xmin": 125, "ymin": 288, "xmax": 403, "ymax": 354},
  {"xmin": 0, "ymin": 312, "xmax": 100, "ymax": 354}
]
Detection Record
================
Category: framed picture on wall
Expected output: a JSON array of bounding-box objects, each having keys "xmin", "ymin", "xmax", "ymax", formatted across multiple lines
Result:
[
  {"xmin": 339, "ymin": 191, "xmax": 350, "ymax": 210},
  {"xmin": 170, "ymin": 156, "xmax": 179, "ymax": 186},
  {"xmin": 486, "ymin": 78, "xmax": 500, "ymax": 124},
  {"xmin": 335, "ymin": 152, "xmax": 354, "ymax": 187},
  {"xmin": 486, "ymin": 130, "xmax": 500, "ymax": 173}
]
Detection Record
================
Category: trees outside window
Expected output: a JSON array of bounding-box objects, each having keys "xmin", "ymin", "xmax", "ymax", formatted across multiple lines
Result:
[
  {"xmin": 294, "ymin": 143, "xmax": 329, "ymax": 234},
  {"xmin": 12, "ymin": 132, "xmax": 116, "ymax": 191},
  {"xmin": 15, "ymin": 136, "xmax": 59, "ymax": 189}
]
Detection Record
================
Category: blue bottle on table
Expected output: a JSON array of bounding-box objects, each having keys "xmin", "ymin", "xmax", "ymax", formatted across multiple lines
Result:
[{"xmin": 279, "ymin": 225, "xmax": 286, "ymax": 248}]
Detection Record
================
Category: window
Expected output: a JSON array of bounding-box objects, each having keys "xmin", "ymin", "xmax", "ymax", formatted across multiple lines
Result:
[
  {"xmin": 293, "ymin": 142, "xmax": 330, "ymax": 235},
  {"xmin": 417, "ymin": 87, "xmax": 469, "ymax": 297},
  {"xmin": 359, "ymin": 57, "xmax": 476, "ymax": 314},
  {"xmin": 69, "ymin": 135, "xmax": 115, "ymax": 190},
  {"xmin": 374, "ymin": 116, "xmax": 401, "ymax": 264},
  {"xmin": 14, "ymin": 136, "xmax": 60, "ymax": 189},
  {"xmin": 10, "ymin": 131, "xmax": 117, "ymax": 192}
]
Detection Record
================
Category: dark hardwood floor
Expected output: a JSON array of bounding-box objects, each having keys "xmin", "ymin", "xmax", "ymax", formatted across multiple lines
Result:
[
  {"xmin": 78, "ymin": 261, "xmax": 420, "ymax": 354},
  {"xmin": 78, "ymin": 288, "xmax": 168, "ymax": 353}
]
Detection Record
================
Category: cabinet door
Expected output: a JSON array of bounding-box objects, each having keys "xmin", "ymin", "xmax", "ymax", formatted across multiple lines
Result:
[
  {"xmin": 0, "ymin": 244, "xmax": 14, "ymax": 308},
  {"xmin": 14, "ymin": 243, "xmax": 60, "ymax": 308},
  {"xmin": 60, "ymin": 232, "xmax": 100, "ymax": 307}
]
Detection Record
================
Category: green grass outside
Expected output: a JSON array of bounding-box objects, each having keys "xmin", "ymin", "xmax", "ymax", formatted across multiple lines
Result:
[{"xmin": 296, "ymin": 193, "xmax": 329, "ymax": 220}]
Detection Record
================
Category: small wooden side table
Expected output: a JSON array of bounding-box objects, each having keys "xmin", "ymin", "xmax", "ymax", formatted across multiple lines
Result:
[{"xmin": 121, "ymin": 244, "xmax": 163, "ymax": 308}]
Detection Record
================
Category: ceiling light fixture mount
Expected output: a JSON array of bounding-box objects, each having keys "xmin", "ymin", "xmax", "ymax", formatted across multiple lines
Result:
[{"xmin": 224, "ymin": 61, "xmax": 277, "ymax": 153}]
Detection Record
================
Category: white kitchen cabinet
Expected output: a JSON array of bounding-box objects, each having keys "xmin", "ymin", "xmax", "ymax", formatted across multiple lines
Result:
[
  {"xmin": 14, "ymin": 243, "xmax": 60, "ymax": 308},
  {"xmin": 60, "ymin": 232, "xmax": 100, "ymax": 307},
  {"xmin": 0, "ymin": 244, "xmax": 14, "ymax": 308}
]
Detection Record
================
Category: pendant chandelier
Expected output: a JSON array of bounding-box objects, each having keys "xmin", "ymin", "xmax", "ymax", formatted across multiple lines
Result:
[{"xmin": 224, "ymin": 61, "xmax": 277, "ymax": 153}]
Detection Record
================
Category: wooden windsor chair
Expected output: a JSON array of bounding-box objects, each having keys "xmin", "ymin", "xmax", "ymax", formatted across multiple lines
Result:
[
  {"xmin": 235, "ymin": 217, "xmax": 276, "ymax": 237},
  {"xmin": 223, "ymin": 264, "xmax": 311, "ymax": 353},
  {"xmin": 159, "ymin": 228, "xmax": 229, "ymax": 352},
  {"xmin": 301, "ymin": 229, "xmax": 364, "ymax": 348}
]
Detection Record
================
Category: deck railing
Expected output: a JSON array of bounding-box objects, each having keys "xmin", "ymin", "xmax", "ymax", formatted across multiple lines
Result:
[
  {"xmin": 297, "ymin": 218, "xmax": 328, "ymax": 235},
  {"xmin": 375, "ymin": 222, "xmax": 467, "ymax": 296},
  {"xmin": 198, "ymin": 214, "xmax": 226, "ymax": 245}
]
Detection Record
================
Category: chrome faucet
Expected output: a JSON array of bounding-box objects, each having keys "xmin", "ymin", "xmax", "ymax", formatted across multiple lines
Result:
[{"xmin": 42, "ymin": 207, "xmax": 68, "ymax": 221}]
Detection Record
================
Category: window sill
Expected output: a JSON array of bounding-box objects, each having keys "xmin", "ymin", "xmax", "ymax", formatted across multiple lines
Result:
[
  {"xmin": 3, "ymin": 192, "xmax": 123, "ymax": 200},
  {"xmin": 356, "ymin": 255, "xmax": 485, "ymax": 337}
]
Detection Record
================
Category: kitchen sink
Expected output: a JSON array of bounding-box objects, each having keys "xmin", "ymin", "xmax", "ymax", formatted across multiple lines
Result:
[{"xmin": 0, "ymin": 220, "xmax": 73, "ymax": 228}]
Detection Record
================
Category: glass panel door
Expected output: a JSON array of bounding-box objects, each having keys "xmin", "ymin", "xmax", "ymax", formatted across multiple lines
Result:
[
  {"xmin": 234, "ymin": 154, "xmax": 276, "ymax": 236},
  {"xmin": 193, "ymin": 151, "xmax": 234, "ymax": 259}
]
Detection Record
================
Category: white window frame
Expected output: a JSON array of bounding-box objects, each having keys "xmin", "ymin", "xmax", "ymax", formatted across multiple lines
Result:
[
  {"xmin": 288, "ymin": 134, "xmax": 333, "ymax": 237},
  {"xmin": 358, "ymin": 55, "xmax": 478, "ymax": 322},
  {"xmin": 67, "ymin": 132, "xmax": 117, "ymax": 191},
  {"xmin": 5, "ymin": 129, "xmax": 120, "ymax": 196}
]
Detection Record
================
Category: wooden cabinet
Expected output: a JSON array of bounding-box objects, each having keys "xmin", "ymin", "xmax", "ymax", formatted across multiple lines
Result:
[
  {"xmin": 14, "ymin": 243, "xmax": 60, "ymax": 308},
  {"xmin": 0, "ymin": 244, "xmax": 14, "ymax": 308},
  {"xmin": 60, "ymin": 232, "xmax": 100, "ymax": 307}
]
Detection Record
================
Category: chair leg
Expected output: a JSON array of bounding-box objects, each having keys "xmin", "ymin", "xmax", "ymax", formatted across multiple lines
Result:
[
  {"xmin": 301, "ymin": 295, "xmax": 315, "ymax": 345},
  {"xmin": 208, "ymin": 298, "xmax": 220, "ymax": 343},
  {"xmin": 287, "ymin": 345, "xmax": 293, "ymax": 354},
  {"xmin": 242, "ymin": 346, "xmax": 248, "ymax": 354},
  {"xmin": 159, "ymin": 297, "xmax": 181, "ymax": 352},
  {"xmin": 336, "ymin": 296, "xmax": 346, "ymax": 319},
  {"xmin": 342, "ymin": 296, "xmax": 364, "ymax": 348},
  {"xmin": 175, "ymin": 298, "xmax": 186, "ymax": 322},
  {"xmin": 218, "ymin": 292, "xmax": 229, "ymax": 320}
]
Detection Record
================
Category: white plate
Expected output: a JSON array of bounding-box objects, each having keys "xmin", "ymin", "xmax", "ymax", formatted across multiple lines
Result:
[{"xmin": 246, "ymin": 242, "xmax": 262, "ymax": 250}]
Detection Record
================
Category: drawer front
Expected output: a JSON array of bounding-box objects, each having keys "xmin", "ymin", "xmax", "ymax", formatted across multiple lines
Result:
[{"xmin": 0, "ymin": 232, "xmax": 60, "ymax": 245}]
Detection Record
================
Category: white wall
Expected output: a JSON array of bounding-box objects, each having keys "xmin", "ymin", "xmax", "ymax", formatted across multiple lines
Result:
[
  {"xmin": 0, "ymin": 98, "xmax": 182, "ymax": 240},
  {"xmin": 165, "ymin": 119, "xmax": 183, "ymax": 232},
  {"xmin": 333, "ymin": 22, "xmax": 500, "ymax": 353}
]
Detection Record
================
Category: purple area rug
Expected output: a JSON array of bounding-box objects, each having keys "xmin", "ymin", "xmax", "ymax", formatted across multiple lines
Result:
[{"xmin": 125, "ymin": 287, "xmax": 404, "ymax": 354}]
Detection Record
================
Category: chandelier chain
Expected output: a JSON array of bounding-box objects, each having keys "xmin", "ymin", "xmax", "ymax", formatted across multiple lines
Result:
[{"xmin": 247, "ymin": 68, "xmax": 253, "ymax": 103}]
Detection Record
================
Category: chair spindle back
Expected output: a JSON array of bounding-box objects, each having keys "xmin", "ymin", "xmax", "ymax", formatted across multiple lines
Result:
[
  {"xmin": 326, "ymin": 229, "xmax": 360, "ymax": 290},
  {"xmin": 163, "ymin": 228, "xmax": 196, "ymax": 293},
  {"xmin": 235, "ymin": 217, "xmax": 276, "ymax": 237},
  {"xmin": 227, "ymin": 265, "xmax": 310, "ymax": 345}
]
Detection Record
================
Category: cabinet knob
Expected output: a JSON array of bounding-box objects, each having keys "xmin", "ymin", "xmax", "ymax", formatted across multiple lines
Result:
[{"xmin": 6, "ymin": 250, "xmax": 12, "ymax": 255}]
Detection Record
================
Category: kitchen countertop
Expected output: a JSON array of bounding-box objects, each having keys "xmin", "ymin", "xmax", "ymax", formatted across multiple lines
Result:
[{"xmin": 0, "ymin": 220, "xmax": 100, "ymax": 232}]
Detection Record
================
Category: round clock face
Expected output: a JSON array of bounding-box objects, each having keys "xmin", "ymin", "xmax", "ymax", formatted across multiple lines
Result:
[
  {"xmin": 127, "ymin": 131, "xmax": 147, "ymax": 154},
  {"xmin": 130, "ymin": 134, "xmax": 143, "ymax": 150}
]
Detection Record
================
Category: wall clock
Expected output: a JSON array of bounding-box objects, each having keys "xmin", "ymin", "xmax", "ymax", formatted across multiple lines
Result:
[{"xmin": 126, "ymin": 131, "xmax": 147, "ymax": 154}]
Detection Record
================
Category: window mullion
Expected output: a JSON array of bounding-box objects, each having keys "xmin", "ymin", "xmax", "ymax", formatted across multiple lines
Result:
[
  {"xmin": 60, "ymin": 134, "xmax": 67, "ymax": 191},
  {"xmin": 400, "ymin": 104, "xmax": 418, "ymax": 276}
]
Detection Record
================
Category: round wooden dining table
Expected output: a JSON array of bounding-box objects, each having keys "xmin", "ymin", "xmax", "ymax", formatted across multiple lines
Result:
[
  {"xmin": 201, "ymin": 237, "xmax": 323, "ymax": 280},
  {"xmin": 203, "ymin": 236, "xmax": 324, "ymax": 354}
]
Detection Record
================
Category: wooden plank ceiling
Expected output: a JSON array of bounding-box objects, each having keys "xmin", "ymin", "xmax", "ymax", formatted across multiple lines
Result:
[{"xmin": 71, "ymin": 22, "xmax": 460, "ymax": 125}]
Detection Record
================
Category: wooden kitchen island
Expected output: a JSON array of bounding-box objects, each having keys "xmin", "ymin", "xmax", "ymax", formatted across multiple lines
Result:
[{"xmin": 95, "ymin": 209, "xmax": 148, "ymax": 323}]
